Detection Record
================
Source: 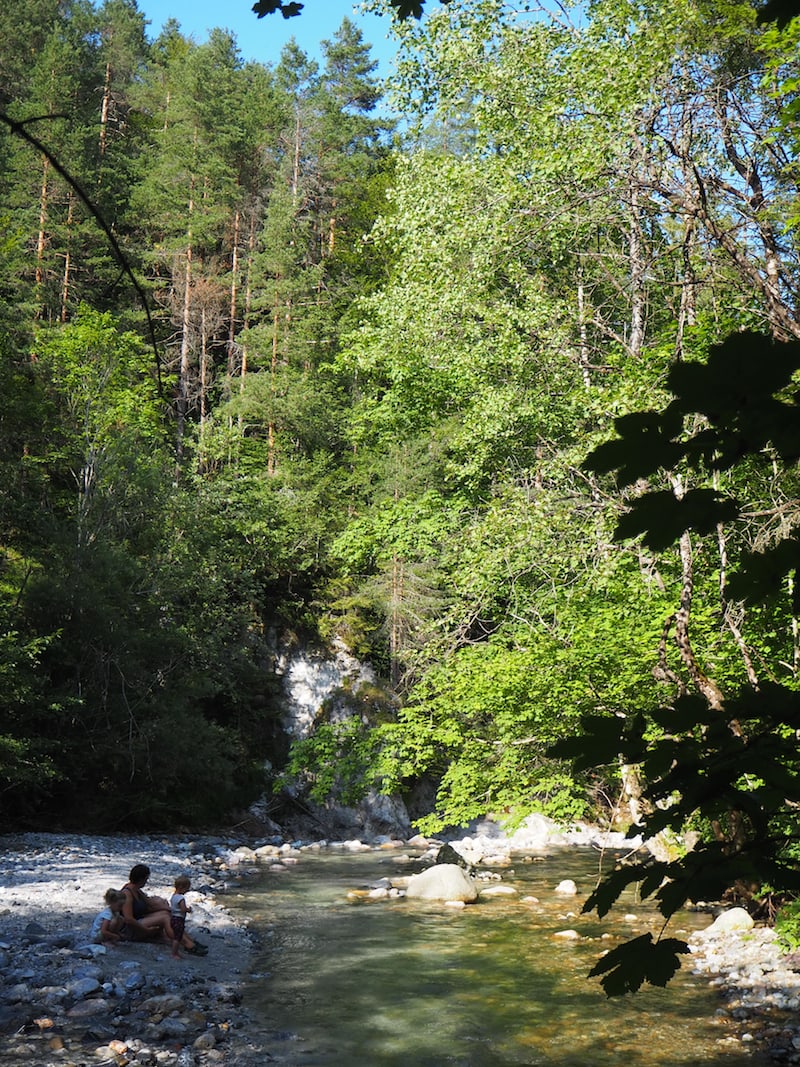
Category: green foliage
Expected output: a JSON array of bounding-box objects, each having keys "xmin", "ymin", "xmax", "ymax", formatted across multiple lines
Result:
[
  {"xmin": 615, "ymin": 490, "xmax": 741, "ymax": 552},
  {"xmin": 588, "ymin": 333, "xmax": 800, "ymax": 490},
  {"xmin": 281, "ymin": 716, "xmax": 382, "ymax": 807},
  {"xmin": 252, "ymin": 0, "xmax": 304, "ymax": 17},
  {"xmin": 775, "ymin": 898, "xmax": 800, "ymax": 951},
  {"xmin": 0, "ymin": 629, "xmax": 58, "ymax": 794},
  {"xmin": 585, "ymin": 331, "xmax": 800, "ymax": 587},
  {"xmin": 253, "ymin": 0, "xmax": 453, "ymax": 19},
  {"xmin": 560, "ymin": 330, "xmax": 800, "ymax": 992},
  {"xmin": 558, "ymin": 684, "xmax": 800, "ymax": 914},
  {"xmin": 757, "ymin": 0, "xmax": 800, "ymax": 28},
  {"xmin": 369, "ymin": 560, "xmax": 675, "ymax": 832},
  {"xmin": 1, "ymin": 0, "xmax": 799, "ymax": 877}
]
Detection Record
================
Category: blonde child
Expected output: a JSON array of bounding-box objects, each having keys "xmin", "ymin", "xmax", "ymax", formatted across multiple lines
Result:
[
  {"xmin": 90, "ymin": 888, "xmax": 125, "ymax": 944},
  {"xmin": 170, "ymin": 875, "xmax": 208, "ymax": 956}
]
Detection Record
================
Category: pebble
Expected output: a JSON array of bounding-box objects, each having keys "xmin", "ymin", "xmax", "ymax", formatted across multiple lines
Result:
[{"xmin": 688, "ymin": 921, "xmax": 800, "ymax": 1060}]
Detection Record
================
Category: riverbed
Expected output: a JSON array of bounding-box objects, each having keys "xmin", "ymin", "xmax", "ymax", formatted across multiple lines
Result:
[
  {"xmin": 0, "ymin": 833, "xmax": 793, "ymax": 1066},
  {"xmin": 232, "ymin": 847, "xmax": 771, "ymax": 1066}
]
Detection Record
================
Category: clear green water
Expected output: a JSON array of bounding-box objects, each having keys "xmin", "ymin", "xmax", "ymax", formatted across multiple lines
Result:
[{"xmin": 230, "ymin": 847, "xmax": 768, "ymax": 1066}]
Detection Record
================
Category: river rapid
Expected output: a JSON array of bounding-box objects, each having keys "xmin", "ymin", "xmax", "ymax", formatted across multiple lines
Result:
[{"xmin": 231, "ymin": 846, "xmax": 770, "ymax": 1067}]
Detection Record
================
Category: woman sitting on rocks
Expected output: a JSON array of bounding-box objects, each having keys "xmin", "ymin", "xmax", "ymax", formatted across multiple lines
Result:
[{"xmin": 119, "ymin": 863, "xmax": 180, "ymax": 957}]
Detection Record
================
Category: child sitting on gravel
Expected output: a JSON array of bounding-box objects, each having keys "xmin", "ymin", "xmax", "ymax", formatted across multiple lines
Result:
[
  {"xmin": 170, "ymin": 875, "xmax": 208, "ymax": 956},
  {"xmin": 90, "ymin": 888, "xmax": 125, "ymax": 945}
]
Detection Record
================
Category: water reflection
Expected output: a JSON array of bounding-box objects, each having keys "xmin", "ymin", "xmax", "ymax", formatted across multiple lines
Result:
[{"xmin": 231, "ymin": 848, "xmax": 769, "ymax": 1066}]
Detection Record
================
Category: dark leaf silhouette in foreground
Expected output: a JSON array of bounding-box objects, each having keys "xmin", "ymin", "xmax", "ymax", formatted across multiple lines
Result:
[
  {"xmin": 589, "ymin": 935, "xmax": 690, "ymax": 997},
  {"xmin": 251, "ymin": 0, "xmax": 454, "ymax": 22},
  {"xmin": 252, "ymin": 0, "xmax": 303, "ymax": 17},
  {"xmin": 757, "ymin": 0, "xmax": 800, "ymax": 26}
]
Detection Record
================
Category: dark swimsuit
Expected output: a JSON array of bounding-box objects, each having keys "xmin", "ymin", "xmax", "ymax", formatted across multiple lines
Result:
[{"xmin": 120, "ymin": 883, "xmax": 148, "ymax": 933}]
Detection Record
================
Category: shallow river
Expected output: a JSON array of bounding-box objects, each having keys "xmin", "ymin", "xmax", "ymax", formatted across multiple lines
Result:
[{"xmin": 231, "ymin": 846, "xmax": 769, "ymax": 1066}]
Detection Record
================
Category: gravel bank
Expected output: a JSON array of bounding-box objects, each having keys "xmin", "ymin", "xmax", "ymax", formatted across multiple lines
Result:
[
  {"xmin": 0, "ymin": 832, "xmax": 264, "ymax": 1067},
  {"xmin": 688, "ymin": 921, "xmax": 800, "ymax": 1063}
]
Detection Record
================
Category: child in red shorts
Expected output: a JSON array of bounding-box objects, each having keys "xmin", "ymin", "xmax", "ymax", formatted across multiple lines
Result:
[{"xmin": 170, "ymin": 875, "xmax": 208, "ymax": 956}]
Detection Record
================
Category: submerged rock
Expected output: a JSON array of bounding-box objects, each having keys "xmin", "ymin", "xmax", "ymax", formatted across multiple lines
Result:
[
  {"xmin": 554, "ymin": 879, "xmax": 578, "ymax": 895},
  {"xmin": 479, "ymin": 884, "xmax": 518, "ymax": 898}
]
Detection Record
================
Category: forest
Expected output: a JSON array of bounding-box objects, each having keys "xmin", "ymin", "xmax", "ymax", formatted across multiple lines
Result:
[{"xmin": 2, "ymin": 0, "xmax": 800, "ymax": 967}]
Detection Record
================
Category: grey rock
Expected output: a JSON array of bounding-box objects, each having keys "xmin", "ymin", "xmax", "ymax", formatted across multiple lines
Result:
[
  {"xmin": 140, "ymin": 993, "xmax": 185, "ymax": 1014},
  {"xmin": 435, "ymin": 842, "xmax": 470, "ymax": 869},
  {"xmin": 156, "ymin": 1017, "xmax": 189, "ymax": 1038},
  {"xmin": 3, "ymin": 983, "xmax": 30, "ymax": 1003},
  {"xmin": 76, "ymin": 943, "xmax": 102, "ymax": 958},
  {"xmin": 369, "ymin": 877, "xmax": 393, "ymax": 890},
  {"xmin": 70, "ymin": 976, "xmax": 102, "ymax": 998},
  {"xmin": 66, "ymin": 997, "xmax": 111, "ymax": 1018},
  {"xmin": 0, "ymin": 1006, "xmax": 28, "ymax": 1034},
  {"xmin": 207, "ymin": 983, "xmax": 240, "ymax": 1004},
  {"xmin": 44, "ymin": 932, "xmax": 74, "ymax": 949}
]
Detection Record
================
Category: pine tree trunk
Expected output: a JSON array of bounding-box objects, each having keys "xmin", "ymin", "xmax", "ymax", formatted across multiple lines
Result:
[
  {"xmin": 240, "ymin": 211, "xmax": 256, "ymax": 392},
  {"xmin": 390, "ymin": 553, "xmax": 404, "ymax": 690},
  {"xmin": 227, "ymin": 207, "xmax": 240, "ymax": 379},
  {"xmin": 60, "ymin": 192, "xmax": 75, "ymax": 322},
  {"xmin": 292, "ymin": 110, "xmax": 301, "ymax": 204},
  {"xmin": 268, "ymin": 283, "xmax": 280, "ymax": 476},
  {"xmin": 328, "ymin": 200, "xmax": 337, "ymax": 256},
  {"xmin": 628, "ymin": 179, "xmax": 646, "ymax": 358},
  {"xmin": 200, "ymin": 303, "xmax": 208, "ymax": 428},
  {"xmin": 176, "ymin": 212, "xmax": 194, "ymax": 469},
  {"xmin": 99, "ymin": 60, "xmax": 111, "ymax": 160},
  {"xmin": 35, "ymin": 155, "xmax": 50, "ymax": 317}
]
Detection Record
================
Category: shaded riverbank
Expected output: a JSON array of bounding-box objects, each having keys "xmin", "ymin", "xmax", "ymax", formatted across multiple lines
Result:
[{"xmin": 0, "ymin": 833, "xmax": 257, "ymax": 1066}]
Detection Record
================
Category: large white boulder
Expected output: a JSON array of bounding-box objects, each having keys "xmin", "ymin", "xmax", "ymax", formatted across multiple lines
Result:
[
  {"xmin": 703, "ymin": 908, "xmax": 754, "ymax": 935},
  {"xmin": 405, "ymin": 864, "xmax": 479, "ymax": 903}
]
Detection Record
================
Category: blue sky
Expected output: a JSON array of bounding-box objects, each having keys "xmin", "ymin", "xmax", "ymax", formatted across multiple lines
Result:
[{"xmin": 136, "ymin": 0, "xmax": 401, "ymax": 75}]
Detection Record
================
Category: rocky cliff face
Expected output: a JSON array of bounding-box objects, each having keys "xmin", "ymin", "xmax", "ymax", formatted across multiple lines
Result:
[
  {"xmin": 255, "ymin": 638, "xmax": 411, "ymax": 841},
  {"xmin": 275, "ymin": 638, "xmax": 378, "ymax": 740}
]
